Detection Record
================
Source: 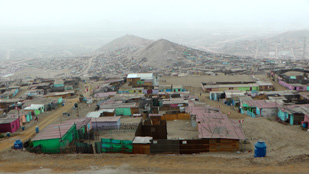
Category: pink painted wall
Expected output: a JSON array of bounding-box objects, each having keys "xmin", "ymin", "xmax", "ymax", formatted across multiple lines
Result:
[
  {"xmin": 304, "ymin": 115, "xmax": 309, "ymax": 123},
  {"xmin": 10, "ymin": 118, "xmax": 20, "ymax": 133},
  {"xmin": 278, "ymin": 79, "xmax": 308, "ymax": 92},
  {"xmin": 0, "ymin": 118, "xmax": 20, "ymax": 133},
  {"xmin": 278, "ymin": 80, "xmax": 294, "ymax": 90}
]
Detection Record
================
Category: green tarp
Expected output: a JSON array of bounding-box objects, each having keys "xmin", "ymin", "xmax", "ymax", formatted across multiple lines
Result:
[{"xmin": 101, "ymin": 138, "xmax": 133, "ymax": 153}]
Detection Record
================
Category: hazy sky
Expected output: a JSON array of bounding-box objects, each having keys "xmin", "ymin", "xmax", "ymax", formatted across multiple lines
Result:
[{"xmin": 1, "ymin": 0, "xmax": 309, "ymax": 34}]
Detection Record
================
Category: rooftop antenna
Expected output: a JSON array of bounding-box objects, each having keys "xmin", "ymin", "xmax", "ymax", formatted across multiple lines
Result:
[{"xmin": 303, "ymin": 37, "xmax": 307, "ymax": 59}]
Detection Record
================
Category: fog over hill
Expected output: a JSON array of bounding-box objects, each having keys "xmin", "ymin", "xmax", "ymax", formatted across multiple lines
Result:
[{"xmin": 97, "ymin": 34, "xmax": 153, "ymax": 53}]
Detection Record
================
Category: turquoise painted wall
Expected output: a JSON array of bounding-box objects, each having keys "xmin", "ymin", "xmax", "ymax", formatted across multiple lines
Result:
[{"xmin": 278, "ymin": 110, "xmax": 289, "ymax": 121}]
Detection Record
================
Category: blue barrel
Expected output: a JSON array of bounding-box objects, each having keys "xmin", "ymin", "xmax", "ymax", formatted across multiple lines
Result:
[
  {"xmin": 254, "ymin": 141, "xmax": 266, "ymax": 157},
  {"xmin": 302, "ymin": 123, "xmax": 307, "ymax": 128},
  {"xmin": 6, "ymin": 132, "xmax": 11, "ymax": 137},
  {"xmin": 14, "ymin": 139, "xmax": 23, "ymax": 149},
  {"xmin": 35, "ymin": 126, "xmax": 39, "ymax": 133}
]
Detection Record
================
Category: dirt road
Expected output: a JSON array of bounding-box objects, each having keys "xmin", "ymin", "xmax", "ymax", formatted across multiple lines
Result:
[{"xmin": 0, "ymin": 97, "xmax": 78, "ymax": 152}]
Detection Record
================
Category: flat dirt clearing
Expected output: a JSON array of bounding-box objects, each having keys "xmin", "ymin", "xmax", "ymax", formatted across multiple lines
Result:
[{"xmin": 1, "ymin": 150, "xmax": 309, "ymax": 174}]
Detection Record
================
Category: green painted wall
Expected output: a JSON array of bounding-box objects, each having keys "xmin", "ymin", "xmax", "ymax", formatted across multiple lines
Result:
[
  {"xmin": 115, "ymin": 108, "xmax": 131, "ymax": 116},
  {"xmin": 290, "ymin": 114, "xmax": 294, "ymax": 125},
  {"xmin": 61, "ymin": 124, "xmax": 77, "ymax": 146},
  {"xmin": 172, "ymin": 88, "xmax": 182, "ymax": 92},
  {"xmin": 58, "ymin": 97, "xmax": 63, "ymax": 104},
  {"xmin": 237, "ymin": 86, "xmax": 259, "ymax": 91},
  {"xmin": 32, "ymin": 138, "xmax": 60, "ymax": 153},
  {"xmin": 32, "ymin": 124, "xmax": 77, "ymax": 153}
]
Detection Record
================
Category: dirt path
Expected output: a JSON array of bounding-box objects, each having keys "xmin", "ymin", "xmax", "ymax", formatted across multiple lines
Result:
[
  {"xmin": 0, "ymin": 151, "xmax": 309, "ymax": 174},
  {"xmin": 0, "ymin": 97, "xmax": 79, "ymax": 152}
]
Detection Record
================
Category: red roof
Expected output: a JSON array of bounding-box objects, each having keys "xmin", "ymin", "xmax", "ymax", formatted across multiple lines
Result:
[
  {"xmin": 63, "ymin": 118, "xmax": 91, "ymax": 130},
  {"xmin": 32, "ymin": 118, "xmax": 91, "ymax": 141},
  {"xmin": 32, "ymin": 123, "xmax": 73, "ymax": 141},
  {"xmin": 197, "ymin": 113, "xmax": 246, "ymax": 140}
]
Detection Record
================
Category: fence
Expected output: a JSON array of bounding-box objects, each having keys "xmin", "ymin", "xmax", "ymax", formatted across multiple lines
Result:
[
  {"xmin": 148, "ymin": 139, "xmax": 239, "ymax": 154},
  {"xmin": 28, "ymin": 144, "xmax": 77, "ymax": 154},
  {"xmin": 161, "ymin": 113, "xmax": 190, "ymax": 120},
  {"xmin": 76, "ymin": 142, "xmax": 94, "ymax": 154},
  {"xmin": 96, "ymin": 138, "xmax": 133, "ymax": 153}
]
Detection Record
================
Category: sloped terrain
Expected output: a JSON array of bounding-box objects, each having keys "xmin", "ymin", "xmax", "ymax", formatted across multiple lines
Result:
[{"xmin": 97, "ymin": 35, "xmax": 152, "ymax": 53}]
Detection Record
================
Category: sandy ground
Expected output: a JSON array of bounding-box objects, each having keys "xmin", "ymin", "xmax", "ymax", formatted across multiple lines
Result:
[
  {"xmin": 161, "ymin": 74, "xmax": 254, "ymax": 87},
  {"xmin": 10, "ymin": 67, "xmax": 70, "ymax": 79},
  {"xmin": 1, "ymin": 74, "xmax": 309, "ymax": 173},
  {"xmin": 0, "ymin": 150, "xmax": 309, "ymax": 174},
  {"xmin": 167, "ymin": 120, "xmax": 198, "ymax": 139}
]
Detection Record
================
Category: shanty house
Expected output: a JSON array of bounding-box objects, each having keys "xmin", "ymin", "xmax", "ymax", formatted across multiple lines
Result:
[
  {"xmin": 91, "ymin": 116, "xmax": 121, "ymax": 130},
  {"xmin": 172, "ymin": 85, "xmax": 183, "ymax": 92},
  {"xmin": 32, "ymin": 123, "xmax": 77, "ymax": 153},
  {"xmin": 256, "ymin": 81, "xmax": 274, "ymax": 91},
  {"xmin": 242, "ymin": 100, "xmax": 278, "ymax": 117},
  {"xmin": 24, "ymin": 104, "xmax": 44, "ymax": 116},
  {"xmin": 0, "ymin": 117, "xmax": 20, "ymax": 133},
  {"xmin": 127, "ymin": 73, "xmax": 155, "ymax": 87},
  {"xmin": 100, "ymin": 103, "xmax": 139, "ymax": 116},
  {"xmin": 201, "ymin": 83, "xmax": 259, "ymax": 93},
  {"xmin": 278, "ymin": 105, "xmax": 309, "ymax": 125}
]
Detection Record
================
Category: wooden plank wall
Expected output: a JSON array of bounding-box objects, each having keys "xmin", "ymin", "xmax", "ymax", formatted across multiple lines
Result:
[
  {"xmin": 209, "ymin": 139, "xmax": 239, "ymax": 152},
  {"xmin": 161, "ymin": 113, "xmax": 190, "ymax": 120},
  {"xmin": 133, "ymin": 144, "xmax": 150, "ymax": 154}
]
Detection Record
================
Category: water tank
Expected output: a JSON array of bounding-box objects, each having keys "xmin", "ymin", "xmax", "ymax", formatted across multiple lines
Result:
[
  {"xmin": 254, "ymin": 141, "xmax": 266, "ymax": 157},
  {"xmin": 35, "ymin": 126, "xmax": 39, "ymax": 133},
  {"xmin": 14, "ymin": 139, "xmax": 23, "ymax": 149}
]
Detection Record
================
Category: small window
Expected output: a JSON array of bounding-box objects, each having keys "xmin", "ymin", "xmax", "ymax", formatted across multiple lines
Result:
[
  {"xmin": 182, "ymin": 141, "xmax": 187, "ymax": 144},
  {"xmin": 153, "ymin": 140, "xmax": 157, "ymax": 144}
]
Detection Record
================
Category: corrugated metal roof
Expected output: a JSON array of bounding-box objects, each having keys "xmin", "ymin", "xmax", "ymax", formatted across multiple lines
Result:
[
  {"xmin": 163, "ymin": 99, "xmax": 188, "ymax": 105},
  {"xmin": 32, "ymin": 123, "xmax": 73, "ymax": 141},
  {"xmin": 93, "ymin": 92, "xmax": 117, "ymax": 98},
  {"xmin": 91, "ymin": 116, "xmax": 121, "ymax": 122},
  {"xmin": 133, "ymin": 136, "xmax": 153, "ymax": 144},
  {"xmin": 197, "ymin": 113, "xmax": 246, "ymax": 140},
  {"xmin": 99, "ymin": 103, "xmax": 137, "ymax": 109},
  {"xmin": 24, "ymin": 104, "xmax": 44, "ymax": 110},
  {"xmin": 239, "ymin": 96, "xmax": 253, "ymax": 102},
  {"xmin": 63, "ymin": 118, "xmax": 91, "ymax": 130},
  {"xmin": 202, "ymin": 84, "xmax": 258, "ymax": 88},
  {"xmin": 244, "ymin": 100, "xmax": 279, "ymax": 108},
  {"xmin": 86, "ymin": 110, "xmax": 105, "ymax": 118},
  {"xmin": 127, "ymin": 73, "xmax": 153, "ymax": 79},
  {"xmin": 0, "ymin": 118, "xmax": 18, "ymax": 124},
  {"xmin": 256, "ymin": 81, "xmax": 273, "ymax": 86}
]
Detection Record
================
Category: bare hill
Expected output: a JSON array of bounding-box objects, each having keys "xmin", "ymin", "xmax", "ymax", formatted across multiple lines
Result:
[
  {"xmin": 270, "ymin": 30, "xmax": 309, "ymax": 40},
  {"xmin": 97, "ymin": 34, "xmax": 152, "ymax": 53},
  {"xmin": 130, "ymin": 39, "xmax": 208, "ymax": 68}
]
